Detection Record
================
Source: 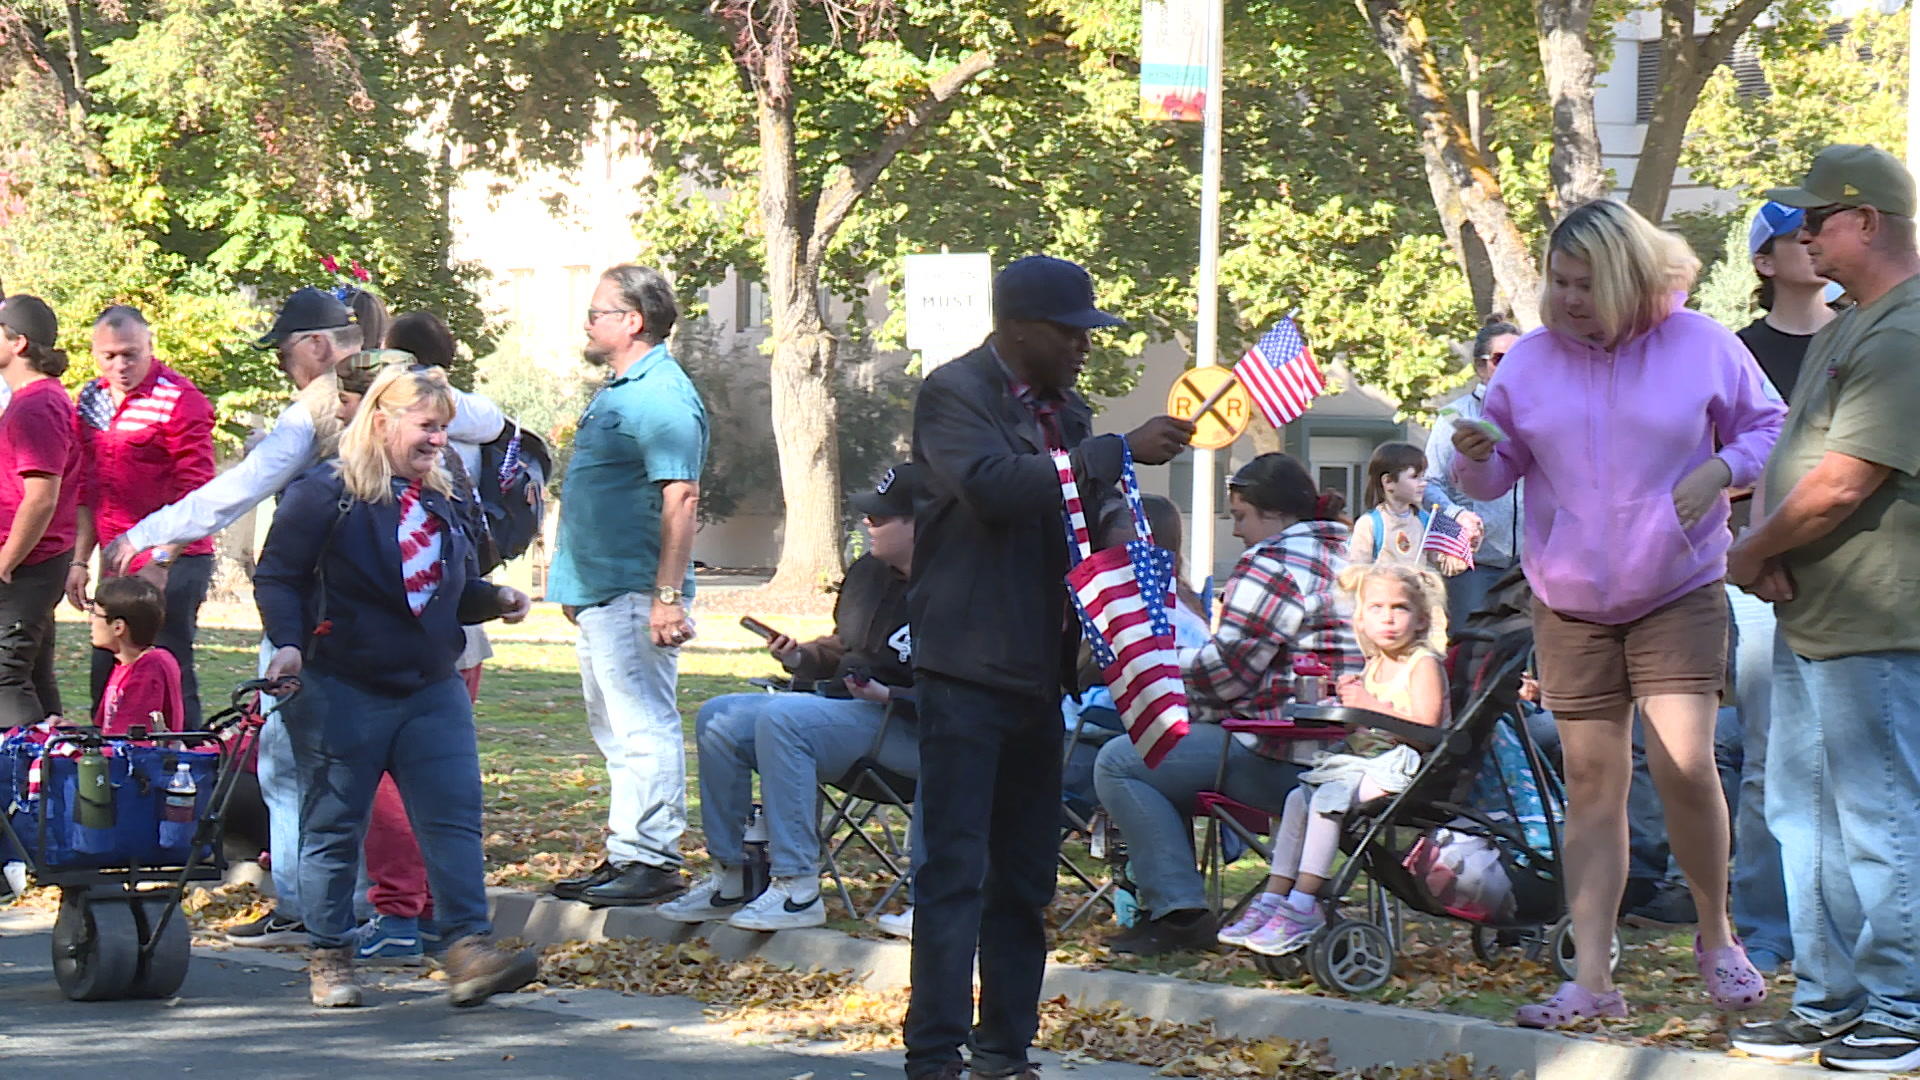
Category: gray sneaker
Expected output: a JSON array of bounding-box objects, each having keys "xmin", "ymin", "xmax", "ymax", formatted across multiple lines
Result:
[{"xmin": 227, "ymin": 909, "xmax": 307, "ymax": 948}]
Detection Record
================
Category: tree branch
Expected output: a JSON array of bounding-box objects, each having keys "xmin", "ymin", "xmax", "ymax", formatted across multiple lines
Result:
[
  {"xmin": 61, "ymin": 0, "xmax": 91, "ymax": 109},
  {"xmin": 804, "ymin": 47, "xmax": 1001, "ymax": 266}
]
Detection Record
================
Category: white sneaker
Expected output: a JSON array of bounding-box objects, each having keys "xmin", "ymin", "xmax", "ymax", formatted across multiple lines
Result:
[
  {"xmin": 726, "ymin": 877, "xmax": 826, "ymax": 932},
  {"xmin": 874, "ymin": 907, "xmax": 914, "ymax": 940},
  {"xmin": 655, "ymin": 872, "xmax": 749, "ymax": 924}
]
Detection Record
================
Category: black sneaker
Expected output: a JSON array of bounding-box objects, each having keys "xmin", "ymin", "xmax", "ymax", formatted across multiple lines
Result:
[
  {"xmin": 226, "ymin": 909, "xmax": 307, "ymax": 948},
  {"xmin": 1622, "ymin": 880, "xmax": 1697, "ymax": 929},
  {"xmin": 1820, "ymin": 1022, "xmax": 1920, "ymax": 1073},
  {"xmin": 1730, "ymin": 1015, "xmax": 1858, "ymax": 1062},
  {"xmin": 550, "ymin": 860, "xmax": 618, "ymax": 901},
  {"xmin": 1106, "ymin": 909, "xmax": 1219, "ymax": 956}
]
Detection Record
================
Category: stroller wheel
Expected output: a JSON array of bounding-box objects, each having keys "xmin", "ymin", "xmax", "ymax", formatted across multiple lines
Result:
[
  {"xmin": 1306, "ymin": 919, "xmax": 1395, "ymax": 995},
  {"xmin": 1254, "ymin": 951, "xmax": 1306, "ymax": 981},
  {"xmin": 1547, "ymin": 916, "xmax": 1622, "ymax": 980},
  {"xmin": 1469, "ymin": 924, "xmax": 1535, "ymax": 966}
]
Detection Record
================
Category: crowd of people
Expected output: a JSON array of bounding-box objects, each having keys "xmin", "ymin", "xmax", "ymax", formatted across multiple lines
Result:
[{"xmin": 0, "ymin": 142, "xmax": 1916, "ymax": 1078}]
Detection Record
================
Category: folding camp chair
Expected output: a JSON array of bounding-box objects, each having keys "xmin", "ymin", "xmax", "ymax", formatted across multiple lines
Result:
[
  {"xmin": 817, "ymin": 707, "xmax": 918, "ymax": 920},
  {"xmin": 1057, "ymin": 700, "xmax": 1122, "ymax": 930},
  {"xmin": 1195, "ymin": 713, "xmax": 1348, "ymax": 922}
]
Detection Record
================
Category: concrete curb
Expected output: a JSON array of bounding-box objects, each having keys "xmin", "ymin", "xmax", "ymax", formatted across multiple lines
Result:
[{"xmin": 487, "ymin": 889, "xmax": 1888, "ymax": 1080}]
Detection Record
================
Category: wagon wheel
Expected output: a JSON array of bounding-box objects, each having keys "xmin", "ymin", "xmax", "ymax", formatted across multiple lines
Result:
[
  {"xmin": 127, "ymin": 894, "xmax": 191, "ymax": 999},
  {"xmin": 51, "ymin": 889, "xmax": 141, "ymax": 1001}
]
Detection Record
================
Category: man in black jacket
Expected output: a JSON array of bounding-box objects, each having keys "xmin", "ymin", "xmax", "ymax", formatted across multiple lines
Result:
[{"xmin": 903, "ymin": 256, "xmax": 1194, "ymax": 1080}]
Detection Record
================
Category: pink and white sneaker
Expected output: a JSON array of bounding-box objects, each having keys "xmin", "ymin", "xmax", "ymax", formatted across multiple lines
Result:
[
  {"xmin": 1695, "ymin": 935, "xmax": 1768, "ymax": 1010},
  {"xmin": 1515, "ymin": 981, "xmax": 1629, "ymax": 1029},
  {"xmin": 1218, "ymin": 894, "xmax": 1285, "ymax": 947},
  {"xmin": 1243, "ymin": 903, "xmax": 1325, "ymax": 956}
]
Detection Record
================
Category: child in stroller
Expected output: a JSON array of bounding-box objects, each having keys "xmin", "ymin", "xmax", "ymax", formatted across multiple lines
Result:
[{"xmin": 1219, "ymin": 563, "xmax": 1451, "ymax": 956}]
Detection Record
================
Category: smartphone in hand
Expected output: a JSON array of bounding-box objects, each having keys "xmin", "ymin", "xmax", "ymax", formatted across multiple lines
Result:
[
  {"xmin": 739, "ymin": 616, "xmax": 780, "ymax": 642},
  {"xmin": 1452, "ymin": 417, "xmax": 1507, "ymax": 444}
]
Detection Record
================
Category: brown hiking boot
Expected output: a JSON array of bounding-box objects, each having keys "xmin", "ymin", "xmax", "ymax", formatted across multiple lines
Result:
[
  {"xmin": 442, "ymin": 936, "xmax": 539, "ymax": 1008},
  {"xmin": 308, "ymin": 947, "xmax": 363, "ymax": 1008}
]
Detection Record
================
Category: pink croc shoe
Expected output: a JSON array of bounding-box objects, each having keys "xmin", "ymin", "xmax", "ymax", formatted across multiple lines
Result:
[
  {"xmin": 1695, "ymin": 935, "xmax": 1768, "ymax": 1010},
  {"xmin": 1516, "ymin": 981, "xmax": 1630, "ymax": 1029}
]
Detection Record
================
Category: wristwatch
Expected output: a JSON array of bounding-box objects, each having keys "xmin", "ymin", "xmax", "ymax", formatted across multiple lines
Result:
[
  {"xmin": 150, "ymin": 548, "xmax": 174, "ymax": 567},
  {"xmin": 654, "ymin": 585, "xmax": 683, "ymax": 606}
]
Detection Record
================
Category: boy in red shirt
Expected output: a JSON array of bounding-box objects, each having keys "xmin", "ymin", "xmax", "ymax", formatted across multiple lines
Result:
[
  {"xmin": 89, "ymin": 575, "xmax": 183, "ymax": 737},
  {"xmin": 0, "ymin": 294, "xmax": 81, "ymax": 728}
]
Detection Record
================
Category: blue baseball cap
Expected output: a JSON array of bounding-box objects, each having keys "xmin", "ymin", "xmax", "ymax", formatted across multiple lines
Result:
[
  {"xmin": 1748, "ymin": 202, "xmax": 1805, "ymax": 255},
  {"xmin": 992, "ymin": 256, "xmax": 1126, "ymax": 329}
]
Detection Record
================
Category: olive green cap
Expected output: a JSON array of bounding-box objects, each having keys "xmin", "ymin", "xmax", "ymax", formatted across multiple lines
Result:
[{"xmin": 1766, "ymin": 144, "xmax": 1916, "ymax": 218}]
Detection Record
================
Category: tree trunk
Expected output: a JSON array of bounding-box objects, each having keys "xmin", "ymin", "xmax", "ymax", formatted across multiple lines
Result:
[
  {"xmin": 1358, "ymin": 0, "xmax": 1541, "ymax": 326},
  {"xmin": 1535, "ymin": 0, "xmax": 1609, "ymax": 212},
  {"xmin": 1627, "ymin": 0, "xmax": 1773, "ymax": 223},
  {"xmin": 759, "ymin": 94, "xmax": 847, "ymax": 594}
]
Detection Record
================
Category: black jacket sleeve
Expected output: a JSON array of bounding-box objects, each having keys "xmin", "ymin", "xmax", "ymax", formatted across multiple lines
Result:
[
  {"xmin": 254, "ymin": 474, "xmax": 337, "ymax": 653},
  {"xmin": 913, "ymin": 373, "xmax": 1127, "ymax": 526}
]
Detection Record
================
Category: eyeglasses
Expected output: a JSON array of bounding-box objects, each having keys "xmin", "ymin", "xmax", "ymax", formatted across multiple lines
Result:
[
  {"xmin": 1477, "ymin": 351, "xmax": 1507, "ymax": 366},
  {"xmin": 585, "ymin": 307, "xmax": 632, "ymax": 322},
  {"xmin": 85, "ymin": 602, "xmax": 108, "ymax": 619},
  {"xmin": 1803, "ymin": 204, "xmax": 1864, "ymax": 236}
]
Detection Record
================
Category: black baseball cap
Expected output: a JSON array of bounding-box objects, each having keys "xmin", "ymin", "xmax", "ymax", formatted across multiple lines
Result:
[
  {"xmin": 851, "ymin": 463, "xmax": 921, "ymax": 518},
  {"xmin": 255, "ymin": 287, "xmax": 352, "ymax": 349},
  {"xmin": 0, "ymin": 295, "xmax": 58, "ymax": 349},
  {"xmin": 992, "ymin": 256, "xmax": 1126, "ymax": 330}
]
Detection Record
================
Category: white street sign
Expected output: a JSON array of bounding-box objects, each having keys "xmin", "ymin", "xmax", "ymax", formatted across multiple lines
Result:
[{"xmin": 904, "ymin": 252, "xmax": 992, "ymax": 371}]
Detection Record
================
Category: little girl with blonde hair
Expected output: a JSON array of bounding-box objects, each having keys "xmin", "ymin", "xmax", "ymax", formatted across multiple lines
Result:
[{"xmin": 1219, "ymin": 562, "xmax": 1451, "ymax": 956}]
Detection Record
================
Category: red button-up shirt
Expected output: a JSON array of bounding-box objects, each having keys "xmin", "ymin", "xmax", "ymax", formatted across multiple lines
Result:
[{"xmin": 76, "ymin": 361, "xmax": 218, "ymax": 557}]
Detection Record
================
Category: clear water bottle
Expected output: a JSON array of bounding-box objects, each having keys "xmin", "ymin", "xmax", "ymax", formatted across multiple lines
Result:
[
  {"xmin": 160, "ymin": 761, "xmax": 197, "ymax": 851},
  {"xmin": 741, "ymin": 804, "xmax": 771, "ymax": 902}
]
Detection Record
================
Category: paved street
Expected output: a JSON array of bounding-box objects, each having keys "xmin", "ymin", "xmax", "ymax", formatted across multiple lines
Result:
[{"xmin": 0, "ymin": 912, "xmax": 1157, "ymax": 1080}]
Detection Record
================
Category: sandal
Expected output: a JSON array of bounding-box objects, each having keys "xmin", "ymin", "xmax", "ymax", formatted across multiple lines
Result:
[
  {"xmin": 1516, "ymin": 981, "xmax": 1629, "ymax": 1029},
  {"xmin": 1695, "ymin": 935, "xmax": 1768, "ymax": 1010}
]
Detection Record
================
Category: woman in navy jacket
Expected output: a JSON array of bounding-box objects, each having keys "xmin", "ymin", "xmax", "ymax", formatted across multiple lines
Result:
[{"xmin": 256, "ymin": 365, "xmax": 536, "ymax": 1009}]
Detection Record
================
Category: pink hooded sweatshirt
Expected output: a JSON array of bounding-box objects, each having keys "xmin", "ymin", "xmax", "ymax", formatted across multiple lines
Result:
[{"xmin": 1453, "ymin": 306, "xmax": 1785, "ymax": 625}]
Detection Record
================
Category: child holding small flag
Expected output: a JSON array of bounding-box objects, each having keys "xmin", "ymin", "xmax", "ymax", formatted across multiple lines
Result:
[{"xmin": 1349, "ymin": 442, "xmax": 1481, "ymax": 574}]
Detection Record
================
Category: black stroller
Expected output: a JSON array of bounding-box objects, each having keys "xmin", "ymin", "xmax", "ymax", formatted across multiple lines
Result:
[{"xmin": 1254, "ymin": 569, "xmax": 1619, "ymax": 994}]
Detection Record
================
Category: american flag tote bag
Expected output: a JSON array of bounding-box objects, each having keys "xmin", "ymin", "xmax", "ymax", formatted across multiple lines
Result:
[{"xmin": 1054, "ymin": 442, "xmax": 1190, "ymax": 768}]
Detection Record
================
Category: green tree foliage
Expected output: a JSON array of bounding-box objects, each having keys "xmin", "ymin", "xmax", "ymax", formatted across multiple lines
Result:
[
  {"xmin": 1681, "ymin": 10, "xmax": 1908, "ymax": 198},
  {"xmin": 0, "ymin": 0, "xmax": 488, "ymax": 446}
]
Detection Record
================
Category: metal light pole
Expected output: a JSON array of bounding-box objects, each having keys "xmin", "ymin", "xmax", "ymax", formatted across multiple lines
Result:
[{"xmin": 1188, "ymin": 0, "xmax": 1225, "ymax": 593}]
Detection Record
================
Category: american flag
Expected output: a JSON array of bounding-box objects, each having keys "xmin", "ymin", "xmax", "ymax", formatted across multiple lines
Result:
[
  {"xmin": 1422, "ymin": 510, "xmax": 1475, "ymax": 569},
  {"xmin": 1235, "ymin": 315, "xmax": 1326, "ymax": 427},
  {"xmin": 1052, "ymin": 449, "xmax": 1190, "ymax": 767},
  {"xmin": 497, "ymin": 425, "xmax": 524, "ymax": 486}
]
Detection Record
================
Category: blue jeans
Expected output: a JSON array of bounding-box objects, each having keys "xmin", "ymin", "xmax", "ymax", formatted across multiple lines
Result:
[
  {"xmin": 575, "ymin": 594, "xmax": 685, "ymax": 869},
  {"xmin": 1092, "ymin": 723, "xmax": 1305, "ymax": 918},
  {"xmin": 256, "ymin": 639, "xmax": 302, "ymax": 922},
  {"xmin": 696, "ymin": 692, "xmax": 922, "ymax": 880},
  {"xmin": 281, "ymin": 671, "xmax": 491, "ymax": 950},
  {"xmin": 1729, "ymin": 586, "xmax": 1791, "ymax": 964},
  {"xmin": 1769, "ymin": 639, "xmax": 1920, "ymax": 1037}
]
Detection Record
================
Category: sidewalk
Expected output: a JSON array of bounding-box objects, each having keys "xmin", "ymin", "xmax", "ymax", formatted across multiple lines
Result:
[{"xmin": 487, "ymin": 889, "xmax": 1896, "ymax": 1080}]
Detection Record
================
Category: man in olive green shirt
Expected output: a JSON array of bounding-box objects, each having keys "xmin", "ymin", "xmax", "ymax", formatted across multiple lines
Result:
[{"xmin": 1726, "ymin": 145, "xmax": 1920, "ymax": 1072}]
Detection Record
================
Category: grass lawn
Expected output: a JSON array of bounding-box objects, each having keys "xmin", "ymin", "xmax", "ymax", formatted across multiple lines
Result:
[{"xmin": 36, "ymin": 601, "xmax": 1780, "ymax": 1050}]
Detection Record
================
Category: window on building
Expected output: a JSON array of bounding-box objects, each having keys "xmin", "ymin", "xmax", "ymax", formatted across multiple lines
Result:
[
  {"xmin": 1318, "ymin": 465, "xmax": 1355, "ymax": 514},
  {"xmin": 1640, "ymin": 23, "xmax": 1857, "ymax": 121}
]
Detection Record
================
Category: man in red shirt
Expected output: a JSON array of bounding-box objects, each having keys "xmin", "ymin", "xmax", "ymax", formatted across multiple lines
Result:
[
  {"xmin": 0, "ymin": 295, "xmax": 81, "ymax": 728},
  {"xmin": 65, "ymin": 306, "xmax": 218, "ymax": 728}
]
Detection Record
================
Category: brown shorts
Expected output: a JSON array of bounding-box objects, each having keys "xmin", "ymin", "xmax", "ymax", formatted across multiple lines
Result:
[{"xmin": 1531, "ymin": 584, "xmax": 1728, "ymax": 716}]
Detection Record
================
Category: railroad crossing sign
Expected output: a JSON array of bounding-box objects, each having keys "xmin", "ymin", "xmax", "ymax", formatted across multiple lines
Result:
[{"xmin": 1166, "ymin": 367, "xmax": 1253, "ymax": 450}]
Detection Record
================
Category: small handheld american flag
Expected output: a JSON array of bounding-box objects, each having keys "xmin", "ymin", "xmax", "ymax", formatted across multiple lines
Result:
[
  {"xmin": 1235, "ymin": 314, "xmax": 1327, "ymax": 427},
  {"xmin": 1421, "ymin": 508, "xmax": 1475, "ymax": 570},
  {"xmin": 497, "ymin": 426, "xmax": 524, "ymax": 486}
]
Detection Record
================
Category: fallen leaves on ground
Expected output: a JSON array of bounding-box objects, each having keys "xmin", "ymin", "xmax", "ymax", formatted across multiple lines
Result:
[{"xmin": 536, "ymin": 937, "xmax": 1501, "ymax": 1078}]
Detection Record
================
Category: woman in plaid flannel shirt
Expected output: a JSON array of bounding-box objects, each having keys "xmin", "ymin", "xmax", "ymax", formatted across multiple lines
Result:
[{"xmin": 1094, "ymin": 453, "xmax": 1364, "ymax": 955}]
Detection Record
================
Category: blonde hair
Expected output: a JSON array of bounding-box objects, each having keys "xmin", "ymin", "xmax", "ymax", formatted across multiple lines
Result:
[
  {"xmin": 1541, "ymin": 199, "xmax": 1701, "ymax": 347},
  {"xmin": 1338, "ymin": 562, "xmax": 1449, "ymax": 657},
  {"xmin": 334, "ymin": 364, "xmax": 456, "ymax": 503}
]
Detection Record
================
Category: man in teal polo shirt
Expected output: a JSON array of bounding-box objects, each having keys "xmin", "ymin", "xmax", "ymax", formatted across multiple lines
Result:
[{"xmin": 547, "ymin": 264, "xmax": 708, "ymax": 907}]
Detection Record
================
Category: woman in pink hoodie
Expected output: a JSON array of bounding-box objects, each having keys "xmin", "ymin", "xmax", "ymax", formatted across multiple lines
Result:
[{"xmin": 1453, "ymin": 200, "xmax": 1785, "ymax": 1028}]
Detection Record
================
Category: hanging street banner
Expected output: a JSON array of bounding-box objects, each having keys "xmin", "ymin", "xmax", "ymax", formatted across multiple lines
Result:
[
  {"xmin": 903, "ymin": 252, "xmax": 993, "ymax": 373},
  {"xmin": 1139, "ymin": 0, "xmax": 1209, "ymax": 122}
]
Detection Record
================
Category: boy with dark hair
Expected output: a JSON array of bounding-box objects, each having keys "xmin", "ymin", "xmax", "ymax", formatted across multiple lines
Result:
[{"xmin": 89, "ymin": 575, "xmax": 183, "ymax": 737}]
